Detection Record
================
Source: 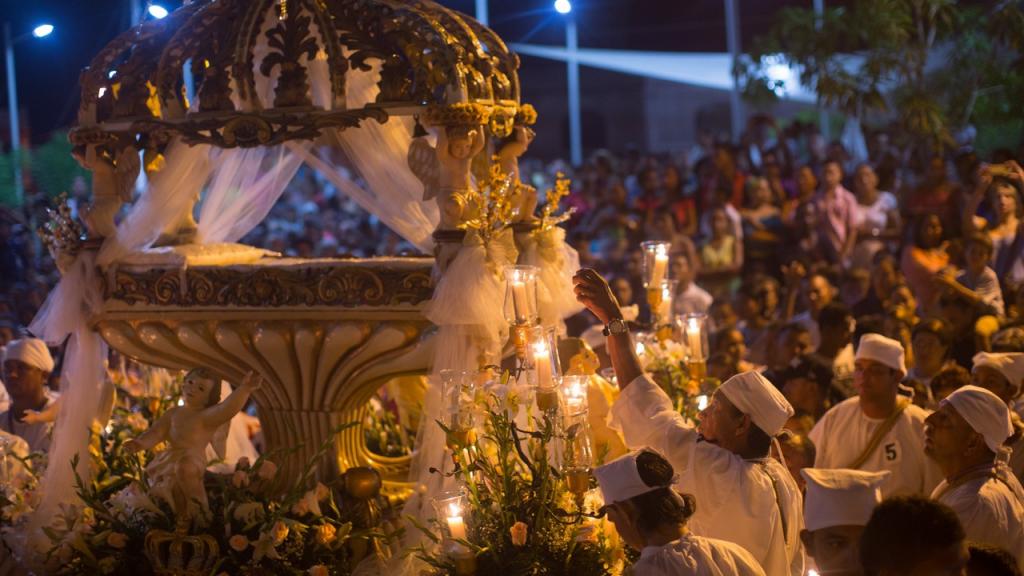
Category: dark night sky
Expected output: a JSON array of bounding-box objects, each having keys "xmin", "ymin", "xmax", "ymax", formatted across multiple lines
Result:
[{"xmin": 0, "ymin": 0, "xmax": 814, "ymax": 145}]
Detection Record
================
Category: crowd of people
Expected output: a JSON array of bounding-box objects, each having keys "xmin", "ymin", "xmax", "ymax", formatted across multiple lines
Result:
[{"xmin": 1, "ymin": 113, "xmax": 1024, "ymax": 574}]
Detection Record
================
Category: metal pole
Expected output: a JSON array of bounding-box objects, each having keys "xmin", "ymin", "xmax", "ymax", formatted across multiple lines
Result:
[
  {"xmin": 130, "ymin": 0, "xmax": 144, "ymax": 26},
  {"xmin": 475, "ymin": 0, "xmax": 488, "ymax": 26},
  {"xmin": 813, "ymin": 0, "xmax": 829, "ymax": 140},
  {"xmin": 4, "ymin": 23, "xmax": 23, "ymax": 207},
  {"xmin": 724, "ymin": 0, "xmax": 743, "ymax": 143},
  {"xmin": 566, "ymin": 16, "xmax": 582, "ymax": 166}
]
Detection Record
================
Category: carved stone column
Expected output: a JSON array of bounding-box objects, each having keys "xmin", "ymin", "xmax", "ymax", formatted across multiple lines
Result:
[{"xmin": 94, "ymin": 248, "xmax": 434, "ymax": 497}]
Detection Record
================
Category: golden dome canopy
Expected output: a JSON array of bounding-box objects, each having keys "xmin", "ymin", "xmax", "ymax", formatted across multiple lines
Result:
[{"xmin": 71, "ymin": 0, "xmax": 524, "ymax": 149}]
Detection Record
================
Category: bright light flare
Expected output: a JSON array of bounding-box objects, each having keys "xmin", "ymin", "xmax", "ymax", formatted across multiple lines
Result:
[
  {"xmin": 554, "ymin": 0, "xmax": 572, "ymax": 14},
  {"xmin": 148, "ymin": 4, "xmax": 169, "ymax": 19},
  {"xmin": 32, "ymin": 24, "xmax": 54, "ymax": 38}
]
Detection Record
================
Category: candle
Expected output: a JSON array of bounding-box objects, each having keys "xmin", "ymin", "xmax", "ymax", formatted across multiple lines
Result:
[
  {"xmin": 533, "ymin": 340, "xmax": 553, "ymax": 389},
  {"xmin": 650, "ymin": 251, "xmax": 668, "ymax": 287},
  {"xmin": 657, "ymin": 284, "xmax": 672, "ymax": 320},
  {"xmin": 697, "ymin": 395, "xmax": 709, "ymax": 411},
  {"xmin": 446, "ymin": 502, "xmax": 467, "ymax": 541},
  {"xmin": 686, "ymin": 317, "xmax": 702, "ymax": 359},
  {"xmin": 564, "ymin": 377, "xmax": 587, "ymax": 414},
  {"xmin": 565, "ymin": 468, "xmax": 591, "ymax": 495},
  {"xmin": 512, "ymin": 279, "xmax": 531, "ymax": 324}
]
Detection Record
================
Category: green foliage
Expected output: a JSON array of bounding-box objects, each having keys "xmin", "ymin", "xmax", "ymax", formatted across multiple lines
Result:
[
  {"xmin": 740, "ymin": 0, "xmax": 1024, "ymax": 152},
  {"xmin": 30, "ymin": 132, "xmax": 88, "ymax": 201},
  {"xmin": 411, "ymin": 390, "xmax": 620, "ymax": 576}
]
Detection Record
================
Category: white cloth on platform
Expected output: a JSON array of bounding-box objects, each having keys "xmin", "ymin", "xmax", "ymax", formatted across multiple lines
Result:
[
  {"xmin": 631, "ymin": 533, "xmax": 766, "ymax": 576},
  {"xmin": 810, "ymin": 397, "xmax": 942, "ymax": 498},
  {"xmin": 932, "ymin": 463, "xmax": 1024, "ymax": 571},
  {"xmin": 610, "ymin": 375, "xmax": 804, "ymax": 576}
]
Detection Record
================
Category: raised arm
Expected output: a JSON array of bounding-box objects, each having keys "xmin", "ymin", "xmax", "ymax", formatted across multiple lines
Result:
[
  {"xmin": 573, "ymin": 268, "xmax": 643, "ymax": 389},
  {"xmin": 201, "ymin": 372, "xmax": 262, "ymax": 430}
]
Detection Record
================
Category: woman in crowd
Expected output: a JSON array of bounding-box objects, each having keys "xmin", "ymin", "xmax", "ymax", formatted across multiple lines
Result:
[{"xmin": 901, "ymin": 214, "xmax": 950, "ymax": 316}]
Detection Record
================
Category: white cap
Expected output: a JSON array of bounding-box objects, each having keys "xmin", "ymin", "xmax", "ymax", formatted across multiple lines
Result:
[
  {"xmin": 942, "ymin": 385, "xmax": 1013, "ymax": 454},
  {"xmin": 855, "ymin": 333, "xmax": 906, "ymax": 376},
  {"xmin": 2, "ymin": 338, "xmax": 55, "ymax": 373},
  {"xmin": 802, "ymin": 468, "xmax": 889, "ymax": 531},
  {"xmin": 972, "ymin": 352, "xmax": 1024, "ymax": 397},
  {"xmin": 718, "ymin": 371, "xmax": 794, "ymax": 437},
  {"xmin": 593, "ymin": 450, "xmax": 669, "ymax": 505}
]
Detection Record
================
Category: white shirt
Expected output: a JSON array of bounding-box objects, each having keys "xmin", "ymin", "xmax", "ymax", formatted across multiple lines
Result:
[
  {"xmin": 611, "ymin": 376, "xmax": 804, "ymax": 576},
  {"xmin": 0, "ymin": 396, "xmax": 56, "ymax": 454},
  {"xmin": 932, "ymin": 464, "xmax": 1024, "ymax": 571},
  {"xmin": 810, "ymin": 397, "xmax": 942, "ymax": 498},
  {"xmin": 852, "ymin": 191, "xmax": 898, "ymax": 232},
  {"xmin": 632, "ymin": 533, "xmax": 766, "ymax": 576},
  {"xmin": 674, "ymin": 283, "xmax": 714, "ymax": 316}
]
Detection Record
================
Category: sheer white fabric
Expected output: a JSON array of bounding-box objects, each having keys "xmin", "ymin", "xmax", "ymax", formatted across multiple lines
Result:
[
  {"xmin": 519, "ymin": 227, "xmax": 584, "ymax": 331},
  {"xmin": 197, "ymin": 144, "xmax": 310, "ymax": 245}
]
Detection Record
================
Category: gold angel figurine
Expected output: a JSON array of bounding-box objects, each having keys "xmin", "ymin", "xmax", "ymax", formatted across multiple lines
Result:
[
  {"xmin": 408, "ymin": 125, "xmax": 486, "ymax": 230},
  {"xmin": 124, "ymin": 369, "xmax": 263, "ymax": 526}
]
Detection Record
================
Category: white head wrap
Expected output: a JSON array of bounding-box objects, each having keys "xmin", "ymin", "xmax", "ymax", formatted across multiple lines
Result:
[
  {"xmin": 718, "ymin": 371, "xmax": 794, "ymax": 436},
  {"xmin": 972, "ymin": 352, "xmax": 1024, "ymax": 397},
  {"xmin": 855, "ymin": 333, "xmax": 906, "ymax": 375},
  {"xmin": 802, "ymin": 468, "xmax": 889, "ymax": 531},
  {"xmin": 2, "ymin": 338, "xmax": 55, "ymax": 373},
  {"xmin": 594, "ymin": 450, "xmax": 670, "ymax": 505},
  {"xmin": 942, "ymin": 385, "xmax": 1013, "ymax": 454}
]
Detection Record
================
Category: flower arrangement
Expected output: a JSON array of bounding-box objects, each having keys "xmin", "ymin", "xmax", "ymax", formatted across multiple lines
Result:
[
  {"xmin": 0, "ymin": 366, "xmax": 394, "ymax": 576},
  {"xmin": 409, "ymin": 372, "xmax": 623, "ymax": 576},
  {"xmin": 635, "ymin": 333, "xmax": 720, "ymax": 424}
]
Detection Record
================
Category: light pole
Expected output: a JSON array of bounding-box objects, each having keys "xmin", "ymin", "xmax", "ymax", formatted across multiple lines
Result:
[
  {"xmin": 4, "ymin": 22, "xmax": 53, "ymax": 207},
  {"xmin": 555, "ymin": 0, "xmax": 582, "ymax": 167},
  {"xmin": 475, "ymin": 0, "xmax": 488, "ymax": 26},
  {"xmin": 813, "ymin": 0, "xmax": 829, "ymax": 140},
  {"xmin": 723, "ymin": 0, "xmax": 744, "ymax": 142}
]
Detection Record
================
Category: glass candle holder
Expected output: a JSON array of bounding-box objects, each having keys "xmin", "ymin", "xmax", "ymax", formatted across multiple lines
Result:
[
  {"xmin": 441, "ymin": 369, "xmax": 478, "ymax": 449},
  {"xmin": 561, "ymin": 413, "xmax": 594, "ymax": 499},
  {"xmin": 503, "ymin": 265, "xmax": 540, "ymax": 326},
  {"xmin": 560, "ymin": 375, "xmax": 589, "ymax": 416},
  {"xmin": 432, "ymin": 490, "xmax": 470, "ymax": 542},
  {"xmin": 641, "ymin": 241, "xmax": 672, "ymax": 289},
  {"xmin": 530, "ymin": 327, "xmax": 561, "ymax": 411},
  {"xmin": 678, "ymin": 312, "xmax": 709, "ymax": 380},
  {"xmin": 651, "ymin": 279, "xmax": 676, "ymax": 326}
]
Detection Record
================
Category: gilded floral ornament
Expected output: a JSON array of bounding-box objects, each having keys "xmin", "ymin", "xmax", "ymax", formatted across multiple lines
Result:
[{"xmin": 424, "ymin": 103, "xmax": 492, "ymax": 128}]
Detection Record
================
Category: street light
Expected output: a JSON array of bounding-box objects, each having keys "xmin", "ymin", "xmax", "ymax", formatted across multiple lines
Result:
[
  {"xmin": 4, "ymin": 22, "xmax": 54, "ymax": 207},
  {"xmin": 31, "ymin": 24, "xmax": 54, "ymax": 38},
  {"xmin": 147, "ymin": 4, "xmax": 169, "ymax": 19},
  {"xmin": 555, "ymin": 1, "xmax": 581, "ymax": 166}
]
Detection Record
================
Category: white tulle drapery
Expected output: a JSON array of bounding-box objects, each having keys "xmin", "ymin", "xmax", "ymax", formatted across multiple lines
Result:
[
  {"xmin": 520, "ymin": 226, "xmax": 584, "ymax": 331},
  {"xmin": 197, "ymin": 144, "xmax": 310, "ymax": 245}
]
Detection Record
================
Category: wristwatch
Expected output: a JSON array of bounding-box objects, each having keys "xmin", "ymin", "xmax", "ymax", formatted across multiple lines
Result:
[{"xmin": 602, "ymin": 317, "xmax": 628, "ymax": 337}]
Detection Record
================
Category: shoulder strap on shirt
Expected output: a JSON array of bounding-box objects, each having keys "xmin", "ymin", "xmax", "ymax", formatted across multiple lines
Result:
[{"xmin": 845, "ymin": 396, "xmax": 910, "ymax": 470}]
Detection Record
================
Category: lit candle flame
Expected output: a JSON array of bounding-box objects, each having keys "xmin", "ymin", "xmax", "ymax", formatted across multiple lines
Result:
[
  {"xmin": 635, "ymin": 342, "xmax": 646, "ymax": 356},
  {"xmin": 697, "ymin": 395, "xmax": 709, "ymax": 411},
  {"xmin": 447, "ymin": 502, "xmax": 461, "ymax": 517}
]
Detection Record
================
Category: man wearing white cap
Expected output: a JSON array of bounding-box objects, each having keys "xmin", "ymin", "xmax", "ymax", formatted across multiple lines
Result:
[
  {"xmin": 970, "ymin": 352, "xmax": 1024, "ymax": 482},
  {"xmin": 594, "ymin": 449, "xmax": 765, "ymax": 575},
  {"xmin": 0, "ymin": 338, "xmax": 56, "ymax": 452},
  {"xmin": 810, "ymin": 333, "xmax": 941, "ymax": 497},
  {"xmin": 574, "ymin": 269, "xmax": 804, "ymax": 576},
  {"xmin": 800, "ymin": 468, "xmax": 889, "ymax": 576},
  {"xmin": 924, "ymin": 385, "xmax": 1024, "ymax": 569}
]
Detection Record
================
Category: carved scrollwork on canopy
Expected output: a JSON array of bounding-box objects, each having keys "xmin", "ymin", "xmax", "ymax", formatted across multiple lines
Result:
[
  {"xmin": 72, "ymin": 0, "xmax": 530, "ymax": 150},
  {"xmin": 104, "ymin": 263, "xmax": 433, "ymax": 308}
]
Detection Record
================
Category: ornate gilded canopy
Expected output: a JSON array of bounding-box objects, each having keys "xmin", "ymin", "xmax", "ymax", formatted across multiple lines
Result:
[{"xmin": 70, "ymin": 0, "xmax": 525, "ymax": 150}]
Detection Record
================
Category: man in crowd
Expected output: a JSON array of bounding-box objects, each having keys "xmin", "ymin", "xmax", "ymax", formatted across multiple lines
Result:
[
  {"xmin": 0, "ymin": 338, "xmax": 56, "ymax": 453},
  {"xmin": 800, "ymin": 468, "xmax": 889, "ymax": 576},
  {"xmin": 925, "ymin": 385, "xmax": 1024, "ymax": 569},
  {"xmin": 859, "ymin": 496, "xmax": 969, "ymax": 575},
  {"xmin": 969, "ymin": 352, "xmax": 1024, "ymax": 481},
  {"xmin": 790, "ymin": 271, "xmax": 836, "ymax": 349},
  {"xmin": 573, "ymin": 267, "xmax": 804, "ymax": 575},
  {"xmin": 810, "ymin": 334, "xmax": 942, "ymax": 497}
]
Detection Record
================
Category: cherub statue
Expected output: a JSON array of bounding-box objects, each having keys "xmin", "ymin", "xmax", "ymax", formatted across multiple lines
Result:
[
  {"xmin": 408, "ymin": 125, "xmax": 486, "ymax": 230},
  {"xmin": 124, "ymin": 369, "xmax": 263, "ymax": 526},
  {"xmin": 74, "ymin": 144, "xmax": 139, "ymax": 238},
  {"xmin": 497, "ymin": 126, "xmax": 537, "ymax": 223}
]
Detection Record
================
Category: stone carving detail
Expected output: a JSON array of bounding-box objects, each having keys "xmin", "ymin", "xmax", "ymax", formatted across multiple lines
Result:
[{"xmin": 105, "ymin": 264, "xmax": 434, "ymax": 307}]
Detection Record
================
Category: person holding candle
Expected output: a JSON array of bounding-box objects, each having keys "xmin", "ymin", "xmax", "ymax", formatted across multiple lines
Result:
[
  {"xmin": 573, "ymin": 268, "xmax": 804, "ymax": 576},
  {"xmin": 594, "ymin": 450, "xmax": 766, "ymax": 575}
]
